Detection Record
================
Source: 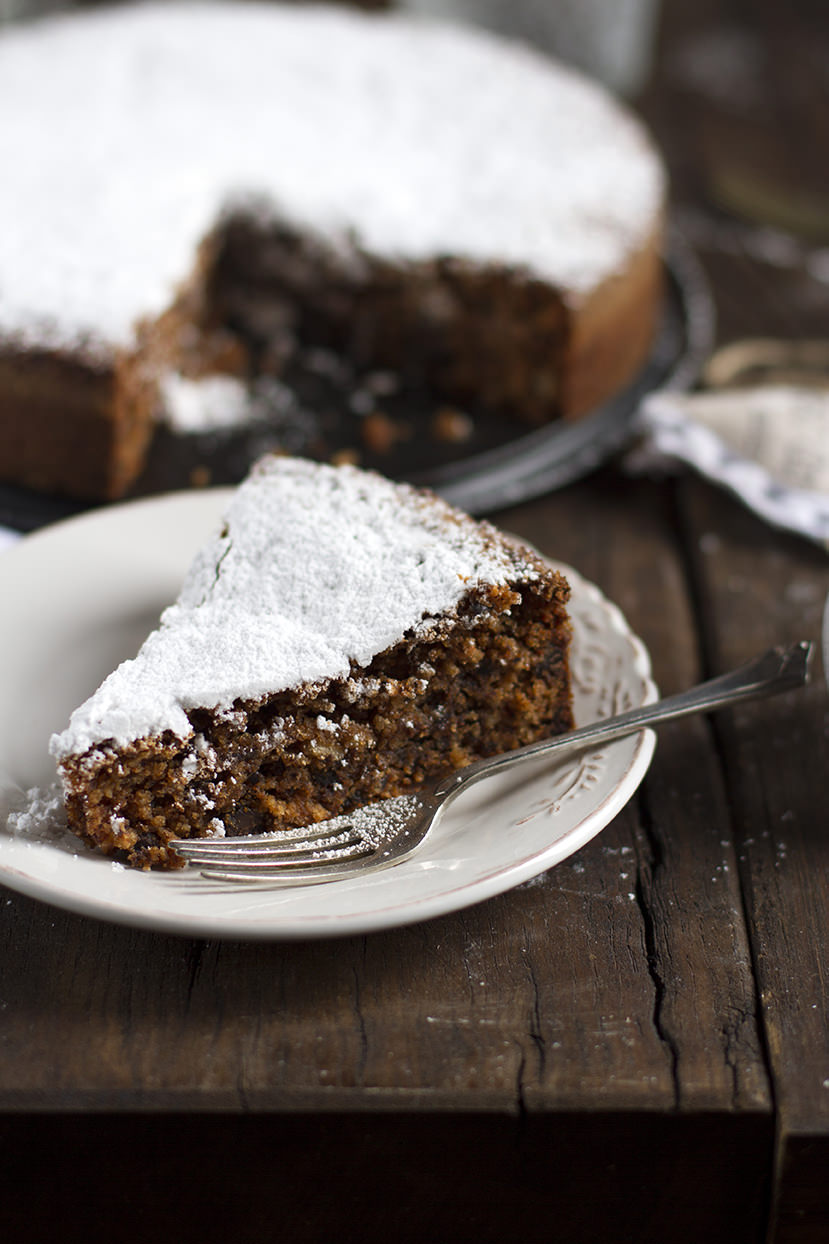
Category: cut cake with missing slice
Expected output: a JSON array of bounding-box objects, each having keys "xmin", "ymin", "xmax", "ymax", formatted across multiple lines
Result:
[
  {"xmin": 0, "ymin": 2, "xmax": 665, "ymax": 500},
  {"xmin": 51, "ymin": 458, "xmax": 574, "ymax": 868}
]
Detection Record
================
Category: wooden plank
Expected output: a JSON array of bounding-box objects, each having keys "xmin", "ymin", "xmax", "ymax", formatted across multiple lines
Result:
[
  {"xmin": 677, "ymin": 477, "xmax": 829, "ymax": 1243},
  {"xmin": 506, "ymin": 472, "xmax": 773, "ymax": 1116}
]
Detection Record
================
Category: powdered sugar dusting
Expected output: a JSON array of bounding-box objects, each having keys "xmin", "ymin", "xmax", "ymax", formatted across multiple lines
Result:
[
  {"xmin": 159, "ymin": 373, "xmax": 255, "ymax": 433},
  {"xmin": 0, "ymin": 2, "xmax": 664, "ymax": 351},
  {"xmin": 51, "ymin": 459, "xmax": 540, "ymax": 758},
  {"xmin": 340, "ymin": 794, "xmax": 423, "ymax": 853},
  {"xmin": 6, "ymin": 783, "xmax": 79, "ymax": 851},
  {"xmin": 245, "ymin": 794, "xmax": 422, "ymax": 859}
]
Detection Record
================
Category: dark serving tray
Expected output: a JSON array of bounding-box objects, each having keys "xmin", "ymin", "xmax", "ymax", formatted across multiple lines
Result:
[{"xmin": 0, "ymin": 230, "xmax": 714, "ymax": 533}]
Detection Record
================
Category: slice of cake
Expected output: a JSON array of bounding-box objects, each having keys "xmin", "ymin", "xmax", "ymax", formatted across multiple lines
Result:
[
  {"xmin": 51, "ymin": 458, "xmax": 574, "ymax": 869},
  {"xmin": 0, "ymin": 2, "xmax": 665, "ymax": 501}
]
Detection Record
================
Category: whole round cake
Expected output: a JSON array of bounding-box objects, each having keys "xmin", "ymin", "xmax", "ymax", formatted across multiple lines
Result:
[{"xmin": 0, "ymin": 1, "xmax": 666, "ymax": 500}]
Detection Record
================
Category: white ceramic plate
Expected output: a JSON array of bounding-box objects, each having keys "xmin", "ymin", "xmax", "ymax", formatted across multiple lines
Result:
[{"xmin": 0, "ymin": 490, "xmax": 656, "ymax": 939}]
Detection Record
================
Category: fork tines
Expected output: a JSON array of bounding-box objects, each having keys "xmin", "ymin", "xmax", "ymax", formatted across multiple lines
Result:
[{"xmin": 171, "ymin": 818, "xmax": 376, "ymax": 877}]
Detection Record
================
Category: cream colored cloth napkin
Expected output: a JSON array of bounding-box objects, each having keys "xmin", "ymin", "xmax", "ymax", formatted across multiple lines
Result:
[{"xmin": 633, "ymin": 384, "xmax": 829, "ymax": 550}]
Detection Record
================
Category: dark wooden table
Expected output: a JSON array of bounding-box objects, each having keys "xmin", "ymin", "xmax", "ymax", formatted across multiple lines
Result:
[{"xmin": 2, "ymin": 2, "xmax": 828, "ymax": 1241}]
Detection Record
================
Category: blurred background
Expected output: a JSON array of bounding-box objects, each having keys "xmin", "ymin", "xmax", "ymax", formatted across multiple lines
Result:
[{"xmin": 2, "ymin": 0, "xmax": 827, "ymax": 345}]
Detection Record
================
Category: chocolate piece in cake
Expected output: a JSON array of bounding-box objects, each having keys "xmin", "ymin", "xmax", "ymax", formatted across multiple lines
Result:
[
  {"xmin": 51, "ymin": 458, "xmax": 574, "ymax": 869},
  {"xmin": 0, "ymin": 2, "xmax": 665, "ymax": 500}
]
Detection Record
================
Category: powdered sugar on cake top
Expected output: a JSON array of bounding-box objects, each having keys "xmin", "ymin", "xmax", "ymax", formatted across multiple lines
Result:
[
  {"xmin": 50, "ymin": 459, "xmax": 542, "ymax": 758},
  {"xmin": 0, "ymin": 1, "xmax": 664, "ymax": 352}
]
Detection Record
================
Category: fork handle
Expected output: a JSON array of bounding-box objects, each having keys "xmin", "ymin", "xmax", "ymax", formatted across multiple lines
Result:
[{"xmin": 433, "ymin": 642, "xmax": 812, "ymax": 802}]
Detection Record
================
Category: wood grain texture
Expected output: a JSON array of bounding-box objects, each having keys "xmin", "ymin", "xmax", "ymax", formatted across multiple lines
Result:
[
  {"xmin": 677, "ymin": 480, "xmax": 829, "ymax": 1244},
  {"xmin": 502, "ymin": 474, "xmax": 773, "ymax": 1119}
]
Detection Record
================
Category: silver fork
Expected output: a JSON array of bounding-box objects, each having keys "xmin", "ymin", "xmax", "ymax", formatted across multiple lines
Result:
[{"xmin": 171, "ymin": 642, "xmax": 811, "ymax": 885}]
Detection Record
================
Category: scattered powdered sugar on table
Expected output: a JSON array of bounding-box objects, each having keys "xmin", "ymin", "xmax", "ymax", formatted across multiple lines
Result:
[
  {"xmin": 51, "ymin": 458, "xmax": 545, "ymax": 758},
  {"xmin": 0, "ymin": 1, "xmax": 664, "ymax": 351}
]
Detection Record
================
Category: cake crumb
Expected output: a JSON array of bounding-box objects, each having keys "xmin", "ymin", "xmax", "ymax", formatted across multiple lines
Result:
[
  {"xmin": 361, "ymin": 411, "xmax": 409, "ymax": 455},
  {"xmin": 330, "ymin": 448, "xmax": 361, "ymax": 467},
  {"xmin": 431, "ymin": 406, "xmax": 475, "ymax": 445}
]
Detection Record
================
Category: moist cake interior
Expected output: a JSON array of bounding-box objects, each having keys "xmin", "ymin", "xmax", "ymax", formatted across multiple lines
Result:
[{"xmin": 60, "ymin": 578, "xmax": 573, "ymax": 869}]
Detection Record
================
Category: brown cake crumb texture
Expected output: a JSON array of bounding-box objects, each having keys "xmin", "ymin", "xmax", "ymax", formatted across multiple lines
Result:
[{"xmin": 61, "ymin": 574, "xmax": 573, "ymax": 870}]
